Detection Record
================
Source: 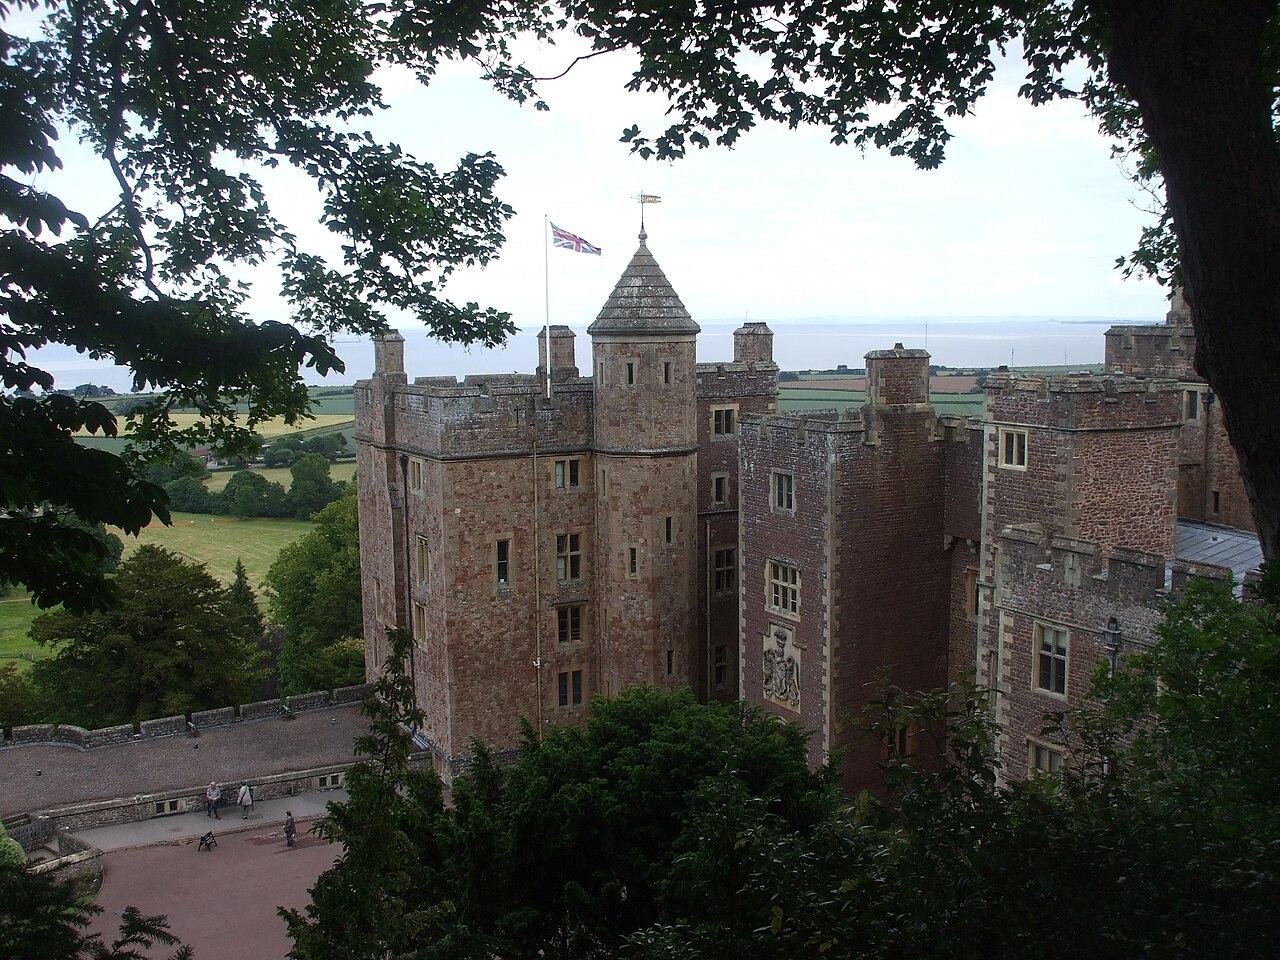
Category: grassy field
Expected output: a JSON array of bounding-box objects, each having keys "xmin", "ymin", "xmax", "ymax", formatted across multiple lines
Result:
[
  {"xmin": 76, "ymin": 412, "xmax": 353, "ymax": 440},
  {"xmin": 0, "ymin": 513, "xmax": 314, "ymax": 672},
  {"xmin": 127, "ymin": 512, "xmax": 313, "ymax": 586},
  {"xmin": 0, "ymin": 595, "xmax": 51, "ymax": 672},
  {"xmin": 778, "ymin": 390, "xmax": 985, "ymax": 416},
  {"xmin": 205, "ymin": 460, "xmax": 356, "ymax": 492}
]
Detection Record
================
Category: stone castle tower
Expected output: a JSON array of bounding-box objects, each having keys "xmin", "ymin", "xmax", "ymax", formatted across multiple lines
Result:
[{"xmin": 588, "ymin": 230, "xmax": 700, "ymax": 694}]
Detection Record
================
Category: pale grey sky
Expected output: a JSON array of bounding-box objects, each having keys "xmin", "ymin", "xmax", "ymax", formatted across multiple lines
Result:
[{"xmin": 20, "ymin": 15, "xmax": 1169, "ymax": 335}]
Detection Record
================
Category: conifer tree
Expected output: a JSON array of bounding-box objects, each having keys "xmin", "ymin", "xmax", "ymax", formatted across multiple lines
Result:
[{"xmin": 228, "ymin": 558, "xmax": 266, "ymax": 639}]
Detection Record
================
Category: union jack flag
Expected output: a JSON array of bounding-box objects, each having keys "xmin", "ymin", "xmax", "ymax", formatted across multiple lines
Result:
[{"xmin": 551, "ymin": 223, "xmax": 602, "ymax": 255}]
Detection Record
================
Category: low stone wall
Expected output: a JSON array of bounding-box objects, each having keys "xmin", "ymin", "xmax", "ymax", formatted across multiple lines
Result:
[
  {"xmin": 3, "ymin": 812, "xmax": 54, "ymax": 852},
  {"xmin": 2, "ymin": 684, "xmax": 375, "ymax": 748},
  {"xmin": 29, "ymin": 830, "xmax": 103, "ymax": 884},
  {"xmin": 36, "ymin": 762, "xmax": 359, "ymax": 834}
]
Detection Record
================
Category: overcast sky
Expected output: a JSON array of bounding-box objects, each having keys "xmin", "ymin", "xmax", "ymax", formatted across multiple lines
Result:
[{"xmin": 26, "ymin": 24, "xmax": 1170, "ymax": 335}]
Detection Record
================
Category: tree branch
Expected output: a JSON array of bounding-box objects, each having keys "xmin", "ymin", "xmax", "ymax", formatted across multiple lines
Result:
[{"xmin": 530, "ymin": 47, "xmax": 621, "ymax": 82}]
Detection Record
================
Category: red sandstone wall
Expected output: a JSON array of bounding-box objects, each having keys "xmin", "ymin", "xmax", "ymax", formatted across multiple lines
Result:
[{"xmin": 832, "ymin": 406, "xmax": 949, "ymax": 792}]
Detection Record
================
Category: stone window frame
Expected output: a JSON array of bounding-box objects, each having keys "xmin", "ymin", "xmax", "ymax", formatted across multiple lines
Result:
[
  {"xmin": 888, "ymin": 723, "xmax": 919, "ymax": 759},
  {"xmin": 713, "ymin": 546, "xmax": 737, "ymax": 596},
  {"xmin": 408, "ymin": 457, "xmax": 425, "ymax": 495},
  {"xmin": 771, "ymin": 469, "xmax": 796, "ymax": 515},
  {"xmin": 998, "ymin": 427, "xmax": 1028, "ymax": 471},
  {"xmin": 553, "ymin": 457, "xmax": 581, "ymax": 491},
  {"xmin": 665, "ymin": 648, "xmax": 675, "ymax": 677},
  {"xmin": 555, "ymin": 530, "xmax": 584, "ymax": 584},
  {"xmin": 1033, "ymin": 621, "xmax": 1069, "ymax": 699},
  {"xmin": 663, "ymin": 360, "xmax": 673, "ymax": 386},
  {"xmin": 412, "ymin": 601, "xmax": 427, "ymax": 643},
  {"xmin": 625, "ymin": 543, "xmax": 640, "ymax": 579},
  {"xmin": 597, "ymin": 360, "xmax": 606, "ymax": 385},
  {"xmin": 414, "ymin": 535, "xmax": 430, "ymax": 590},
  {"xmin": 1211, "ymin": 488, "xmax": 1221, "ymax": 516},
  {"xmin": 766, "ymin": 558, "xmax": 801, "ymax": 621},
  {"xmin": 493, "ymin": 534, "xmax": 514, "ymax": 594},
  {"xmin": 662, "ymin": 515, "xmax": 675, "ymax": 547},
  {"xmin": 710, "ymin": 404, "xmax": 738, "ymax": 439},
  {"xmin": 625, "ymin": 360, "xmax": 637, "ymax": 386},
  {"xmin": 555, "ymin": 603, "xmax": 584, "ymax": 646},
  {"xmin": 557, "ymin": 665, "xmax": 585, "ymax": 709},
  {"xmin": 1181, "ymin": 387, "xmax": 1201, "ymax": 422},
  {"xmin": 710, "ymin": 472, "xmax": 729, "ymax": 506},
  {"xmin": 713, "ymin": 644, "xmax": 728, "ymax": 689},
  {"xmin": 1028, "ymin": 738, "xmax": 1065, "ymax": 776}
]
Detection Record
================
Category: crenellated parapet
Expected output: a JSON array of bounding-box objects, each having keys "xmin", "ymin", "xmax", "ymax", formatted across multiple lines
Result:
[
  {"xmin": 985, "ymin": 371, "xmax": 1181, "ymax": 431},
  {"xmin": 995, "ymin": 522, "xmax": 1230, "ymax": 649}
]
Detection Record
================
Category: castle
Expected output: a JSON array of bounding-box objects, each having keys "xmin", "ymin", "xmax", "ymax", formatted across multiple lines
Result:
[{"xmin": 355, "ymin": 238, "xmax": 1262, "ymax": 790}]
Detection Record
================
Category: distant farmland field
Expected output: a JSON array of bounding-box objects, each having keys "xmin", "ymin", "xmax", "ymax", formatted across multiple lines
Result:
[
  {"xmin": 783, "ymin": 375, "xmax": 978, "ymax": 393},
  {"xmin": 76, "ymin": 412, "xmax": 352, "ymax": 440},
  {"xmin": 205, "ymin": 460, "xmax": 356, "ymax": 492},
  {"xmin": 777, "ymin": 390, "xmax": 984, "ymax": 416}
]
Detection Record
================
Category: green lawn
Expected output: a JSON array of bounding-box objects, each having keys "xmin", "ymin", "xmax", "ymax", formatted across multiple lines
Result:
[
  {"xmin": 0, "ymin": 513, "xmax": 314, "ymax": 672},
  {"xmin": 205, "ymin": 460, "xmax": 356, "ymax": 492},
  {"xmin": 127, "ymin": 512, "xmax": 313, "ymax": 587},
  {"xmin": 0, "ymin": 595, "xmax": 49, "ymax": 672}
]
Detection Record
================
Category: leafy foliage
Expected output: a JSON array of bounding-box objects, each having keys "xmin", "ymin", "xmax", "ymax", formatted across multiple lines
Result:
[
  {"xmin": 286, "ymin": 453, "xmax": 343, "ymax": 520},
  {"xmin": 29, "ymin": 545, "xmax": 265, "ymax": 726},
  {"xmin": 3, "ymin": 0, "xmax": 516, "ymax": 608},
  {"xmin": 290, "ymin": 571, "xmax": 1280, "ymax": 960},
  {"xmin": 0, "ymin": 662, "xmax": 47, "ymax": 727},
  {"xmin": 0, "ymin": 859, "xmax": 190, "ymax": 960},
  {"xmin": 285, "ymin": 628, "xmax": 838, "ymax": 960},
  {"xmin": 265, "ymin": 488, "xmax": 362, "ymax": 693}
]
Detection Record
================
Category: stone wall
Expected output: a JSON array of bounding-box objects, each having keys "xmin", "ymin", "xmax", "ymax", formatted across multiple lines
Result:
[{"xmin": 3, "ymin": 686, "xmax": 373, "ymax": 747}]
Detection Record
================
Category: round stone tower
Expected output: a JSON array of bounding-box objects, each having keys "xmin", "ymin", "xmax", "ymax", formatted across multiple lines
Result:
[{"xmin": 588, "ymin": 230, "xmax": 700, "ymax": 694}]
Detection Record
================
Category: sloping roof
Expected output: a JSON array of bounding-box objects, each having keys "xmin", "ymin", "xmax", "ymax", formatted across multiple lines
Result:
[
  {"xmin": 1175, "ymin": 520, "xmax": 1264, "ymax": 589},
  {"xmin": 587, "ymin": 234, "xmax": 700, "ymax": 337}
]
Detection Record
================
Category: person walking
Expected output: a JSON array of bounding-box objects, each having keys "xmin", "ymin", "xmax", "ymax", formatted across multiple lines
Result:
[
  {"xmin": 283, "ymin": 811, "xmax": 296, "ymax": 848},
  {"xmin": 205, "ymin": 782, "xmax": 222, "ymax": 819},
  {"xmin": 237, "ymin": 782, "xmax": 254, "ymax": 819}
]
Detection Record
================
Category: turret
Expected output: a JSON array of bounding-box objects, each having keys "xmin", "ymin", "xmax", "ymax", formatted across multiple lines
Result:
[
  {"xmin": 373, "ymin": 330, "xmax": 406, "ymax": 381},
  {"xmin": 734, "ymin": 321, "xmax": 774, "ymax": 364}
]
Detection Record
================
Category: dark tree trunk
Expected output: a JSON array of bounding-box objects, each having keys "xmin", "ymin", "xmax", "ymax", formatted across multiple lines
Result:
[{"xmin": 1101, "ymin": 0, "xmax": 1280, "ymax": 559}]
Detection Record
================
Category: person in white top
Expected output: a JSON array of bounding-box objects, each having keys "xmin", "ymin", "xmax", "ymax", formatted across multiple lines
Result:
[{"xmin": 237, "ymin": 782, "xmax": 254, "ymax": 818}]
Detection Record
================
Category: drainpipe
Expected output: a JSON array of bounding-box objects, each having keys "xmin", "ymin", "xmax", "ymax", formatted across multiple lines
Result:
[{"xmin": 705, "ymin": 518, "xmax": 713, "ymax": 700}]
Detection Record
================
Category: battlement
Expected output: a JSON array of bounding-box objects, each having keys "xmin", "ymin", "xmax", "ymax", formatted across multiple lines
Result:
[
  {"xmin": 998, "ymin": 522, "xmax": 1230, "ymax": 608},
  {"xmin": 1103, "ymin": 289, "xmax": 1197, "ymax": 378},
  {"xmin": 985, "ymin": 371, "xmax": 1181, "ymax": 430},
  {"xmin": 742, "ymin": 409, "xmax": 864, "ymax": 439}
]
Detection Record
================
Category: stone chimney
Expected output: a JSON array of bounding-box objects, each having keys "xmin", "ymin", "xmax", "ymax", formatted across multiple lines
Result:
[
  {"xmin": 373, "ymin": 330, "xmax": 406, "ymax": 380},
  {"xmin": 733, "ymin": 321, "xmax": 774, "ymax": 364},
  {"xmin": 1166, "ymin": 287, "xmax": 1193, "ymax": 327},
  {"xmin": 537, "ymin": 325, "xmax": 578, "ymax": 380},
  {"xmin": 865, "ymin": 343, "xmax": 930, "ymax": 405}
]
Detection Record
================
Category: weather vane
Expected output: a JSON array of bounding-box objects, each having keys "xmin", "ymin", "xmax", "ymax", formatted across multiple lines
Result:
[{"xmin": 635, "ymin": 192, "xmax": 661, "ymax": 237}]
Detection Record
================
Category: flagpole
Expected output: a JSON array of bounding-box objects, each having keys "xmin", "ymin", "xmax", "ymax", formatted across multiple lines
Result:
[{"xmin": 543, "ymin": 213, "xmax": 551, "ymax": 399}]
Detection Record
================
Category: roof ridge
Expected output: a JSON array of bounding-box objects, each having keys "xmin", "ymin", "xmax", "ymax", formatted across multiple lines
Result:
[{"xmin": 587, "ymin": 238, "xmax": 700, "ymax": 337}]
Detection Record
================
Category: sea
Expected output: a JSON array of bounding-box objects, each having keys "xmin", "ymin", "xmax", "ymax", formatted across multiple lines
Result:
[{"xmin": 22, "ymin": 316, "xmax": 1159, "ymax": 392}]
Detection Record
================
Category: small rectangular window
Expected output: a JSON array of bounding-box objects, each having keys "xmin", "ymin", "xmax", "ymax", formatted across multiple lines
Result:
[
  {"xmin": 714, "ymin": 548, "xmax": 736, "ymax": 594},
  {"xmin": 557, "ymin": 605, "xmax": 582, "ymax": 645},
  {"xmin": 965, "ymin": 569, "xmax": 979, "ymax": 620},
  {"xmin": 597, "ymin": 361, "xmax": 605, "ymax": 384},
  {"xmin": 415, "ymin": 535, "xmax": 430, "ymax": 588},
  {"xmin": 627, "ymin": 546, "xmax": 639, "ymax": 577},
  {"xmin": 495, "ymin": 539, "xmax": 510, "ymax": 588},
  {"xmin": 663, "ymin": 361, "xmax": 672, "ymax": 385},
  {"xmin": 772, "ymin": 471, "xmax": 795, "ymax": 512},
  {"xmin": 893, "ymin": 725, "xmax": 917, "ymax": 758},
  {"xmin": 408, "ymin": 458, "xmax": 424, "ymax": 494},
  {"xmin": 768, "ymin": 560, "xmax": 800, "ymax": 615},
  {"xmin": 553, "ymin": 458, "xmax": 581, "ymax": 490},
  {"xmin": 712, "ymin": 406, "xmax": 737, "ymax": 436},
  {"xmin": 999, "ymin": 428, "xmax": 1028, "ymax": 469},
  {"xmin": 666, "ymin": 649, "xmax": 674, "ymax": 676},
  {"xmin": 556, "ymin": 533, "xmax": 582, "ymax": 583},
  {"xmin": 413, "ymin": 601, "xmax": 427, "ymax": 642},
  {"xmin": 1031, "ymin": 743, "xmax": 1064, "ymax": 775},
  {"xmin": 626, "ymin": 361, "xmax": 635, "ymax": 385},
  {"xmin": 1035, "ymin": 624, "xmax": 1068, "ymax": 696},
  {"xmin": 1182, "ymin": 389, "xmax": 1200, "ymax": 421},
  {"xmin": 664, "ymin": 516, "xmax": 673, "ymax": 544},
  {"xmin": 711, "ymin": 474, "xmax": 728, "ymax": 505},
  {"xmin": 713, "ymin": 645, "xmax": 728, "ymax": 688},
  {"xmin": 1211, "ymin": 489, "xmax": 1221, "ymax": 514},
  {"xmin": 571, "ymin": 669, "xmax": 583, "ymax": 706},
  {"xmin": 558, "ymin": 671, "xmax": 569, "ymax": 707}
]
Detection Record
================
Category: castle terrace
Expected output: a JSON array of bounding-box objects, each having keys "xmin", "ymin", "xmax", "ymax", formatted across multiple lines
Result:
[{"xmin": 0, "ymin": 704, "xmax": 366, "ymax": 820}]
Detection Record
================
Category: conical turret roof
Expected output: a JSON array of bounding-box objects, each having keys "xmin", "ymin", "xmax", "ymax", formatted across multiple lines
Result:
[{"xmin": 587, "ymin": 233, "xmax": 700, "ymax": 336}]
